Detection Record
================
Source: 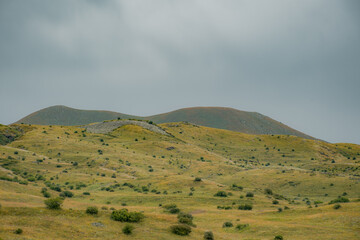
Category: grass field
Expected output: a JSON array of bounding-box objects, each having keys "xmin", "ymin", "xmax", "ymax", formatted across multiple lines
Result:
[{"xmin": 0, "ymin": 122, "xmax": 359, "ymax": 239}]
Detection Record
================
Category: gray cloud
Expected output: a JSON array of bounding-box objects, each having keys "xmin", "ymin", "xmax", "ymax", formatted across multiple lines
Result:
[{"xmin": 1, "ymin": 0, "xmax": 359, "ymax": 144}]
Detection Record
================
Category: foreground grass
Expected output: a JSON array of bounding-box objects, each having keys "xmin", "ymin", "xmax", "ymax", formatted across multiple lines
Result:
[{"xmin": 0, "ymin": 122, "xmax": 359, "ymax": 239}]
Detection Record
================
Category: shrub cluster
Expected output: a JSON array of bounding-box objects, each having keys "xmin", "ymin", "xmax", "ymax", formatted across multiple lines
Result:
[
  {"xmin": 214, "ymin": 191, "xmax": 227, "ymax": 197},
  {"xmin": 44, "ymin": 198, "xmax": 63, "ymax": 210},
  {"xmin": 238, "ymin": 204, "xmax": 253, "ymax": 210},
  {"xmin": 177, "ymin": 212, "xmax": 195, "ymax": 226},
  {"xmin": 329, "ymin": 197, "xmax": 349, "ymax": 204},
  {"xmin": 162, "ymin": 204, "xmax": 180, "ymax": 214},
  {"xmin": 110, "ymin": 209, "xmax": 144, "ymax": 222},
  {"xmin": 170, "ymin": 224, "xmax": 191, "ymax": 236}
]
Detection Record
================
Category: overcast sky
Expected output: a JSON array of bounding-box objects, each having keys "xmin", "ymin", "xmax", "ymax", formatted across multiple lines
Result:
[{"xmin": 0, "ymin": 0, "xmax": 359, "ymax": 144}]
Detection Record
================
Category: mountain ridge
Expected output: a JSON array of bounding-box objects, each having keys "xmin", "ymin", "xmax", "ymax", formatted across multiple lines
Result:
[{"xmin": 14, "ymin": 105, "xmax": 316, "ymax": 140}]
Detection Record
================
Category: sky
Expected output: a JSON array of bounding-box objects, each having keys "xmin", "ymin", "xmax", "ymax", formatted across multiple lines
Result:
[{"xmin": 0, "ymin": 0, "xmax": 359, "ymax": 144}]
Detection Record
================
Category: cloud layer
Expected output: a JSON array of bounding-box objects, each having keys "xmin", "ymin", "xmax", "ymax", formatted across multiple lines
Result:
[{"xmin": 1, "ymin": 0, "xmax": 359, "ymax": 143}]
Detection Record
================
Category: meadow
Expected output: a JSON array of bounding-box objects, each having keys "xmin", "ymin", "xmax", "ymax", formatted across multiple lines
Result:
[{"xmin": 0, "ymin": 122, "xmax": 359, "ymax": 239}]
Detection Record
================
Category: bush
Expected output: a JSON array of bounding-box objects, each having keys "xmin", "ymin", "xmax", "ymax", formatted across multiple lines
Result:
[
  {"xmin": 86, "ymin": 206, "xmax": 98, "ymax": 215},
  {"xmin": 204, "ymin": 231, "xmax": 214, "ymax": 240},
  {"xmin": 265, "ymin": 188, "xmax": 273, "ymax": 195},
  {"xmin": 14, "ymin": 228, "xmax": 23, "ymax": 234},
  {"xmin": 246, "ymin": 192, "xmax": 254, "ymax": 197},
  {"xmin": 222, "ymin": 221, "xmax": 233, "ymax": 228},
  {"xmin": 163, "ymin": 204, "xmax": 180, "ymax": 214},
  {"xmin": 178, "ymin": 212, "xmax": 194, "ymax": 226},
  {"xmin": 329, "ymin": 197, "xmax": 349, "ymax": 204},
  {"xmin": 170, "ymin": 224, "xmax": 191, "ymax": 236},
  {"xmin": 43, "ymin": 191, "xmax": 51, "ymax": 198},
  {"xmin": 122, "ymin": 224, "xmax": 134, "ymax": 235},
  {"xmin": 44, "ymin": 198, "xmax": 63, "ymax": 209},
  {"xmin": 238, "ymin": 204, "xmax": 252, "ymax": 210},
  {"xmin": 236, "ymin": 224, "xmax": 249, "ymax": 230},
  {"xmin": 83, "ymin": 192, "xmax": 90, "ymax": 195},
  {"xmin": 214, "ymin": 191, "xmax": 227, "ymax": 197},
  {"xmin": 111, "ymin": 209, "xmax": 144, "ymax": 222},
  {"xmin": 194, "ymin": 177, "xmax": 202, "ymax": 182},
  {"xmin": 60, "ymin": 190, "xmax": 73, "ymax": 198},
  {"xmin": 274, "ymin": 235, "xmax": 283, "ymax": 240},
  {"xmin": 333, "ymin": 204, "xmax": 341, "ymax": 209},
  {"xmin": 272, "ymin": 200, "xmax": 279, "ymax": 205}
]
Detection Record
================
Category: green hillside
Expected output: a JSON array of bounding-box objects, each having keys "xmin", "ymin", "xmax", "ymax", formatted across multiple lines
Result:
[
  {"xmin": 0, "ymin": 121, "xmax": 359, "ymax": 239},
  {"xmin": 15, "ymin": 105, "xmax": 315, "ymax": 139}
]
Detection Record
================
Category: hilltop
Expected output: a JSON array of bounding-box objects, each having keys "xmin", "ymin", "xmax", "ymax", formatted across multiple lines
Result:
[
  {"xmin": 15, "ymin": 105, "xmax": 315, "ymax": 139},
  {"xmin": 0, "ymin": 121, "xmax": 359, "ymax": 239}
]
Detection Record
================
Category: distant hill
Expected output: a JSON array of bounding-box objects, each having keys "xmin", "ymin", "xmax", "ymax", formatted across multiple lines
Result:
[
  {"xmin": 146, "ymin": 107, "xmax": 315, "ymax": 140},
  {"xmin": 14, "ymin": 105, "xmax": 136, "ymax": 126},
  {"xmin": 14, "ymin": 105, "xmax": 315, "ymax": 139}
]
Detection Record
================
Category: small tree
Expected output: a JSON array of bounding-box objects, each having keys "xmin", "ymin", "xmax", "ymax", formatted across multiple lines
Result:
[{"xmin": 44, "ymin": 198, "xmax": 63, "ymax": 210}]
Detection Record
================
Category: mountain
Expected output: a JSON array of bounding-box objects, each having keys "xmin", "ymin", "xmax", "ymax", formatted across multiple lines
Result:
[
  {"xmin": 14, "ymin": 105, "xmax": 136, "ymax": 126},
  {"xmin": 15, "ymin": 105, "xmax": 315, "ymax": 139},
  {"xmin": 146, "ymin": 107, "xmax": 315, "ymax": 139}
]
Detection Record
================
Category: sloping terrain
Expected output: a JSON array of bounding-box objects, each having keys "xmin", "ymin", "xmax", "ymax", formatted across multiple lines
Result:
[
  {"xmin": 85, "ymin": 120, "xmax": 170, "ymax": 135},
  {"xmin": 147, "ymin": 107, "xmax": 315, "ymax": 139},
  {"xmin": 0, "ymin": 122, "xmax": 359, "ymax": 239},
  {"xmin": 15, "ymin": 105, "xmax": 136, "ymax": 126},
  {"xmin": 15, "ymin": 105, "xmax": 315, "ymax": 139}
]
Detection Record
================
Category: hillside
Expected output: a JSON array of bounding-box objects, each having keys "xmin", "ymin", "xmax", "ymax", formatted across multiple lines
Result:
[
  {"xmin": 147, "ymin": 107, "xmax": 315, "ymax": 139},
  {"xmin": 15, "ymin": 105, "xmax": 315, "ymax": 139},
  {"xmin": 0, "ymin": 122, "xmax": 359, "ymax": 239},
  {"xmin": 15, "ymin": 105, "xmax": 136, "ymax": 126}
]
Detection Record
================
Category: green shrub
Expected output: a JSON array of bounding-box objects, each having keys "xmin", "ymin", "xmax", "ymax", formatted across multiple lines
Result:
[
  {"xmin": 43, "ymin": 191, "xmax": 51, "ymax": 198},
  {"xmin": 333, "ymin": 204, "xmax": 341, "ymax": 209},
  {"xmin": 122, "ymin": 224, "xmax": 134, "ymax": 235},
  {"xmin": 214, "ymin": 191, "xmax": 227, "ymax": 197},
  {"xmin": 238, "ymin": 204, "xmax": 252, "ymax": 210},
  {"xmin": 272, "ymin": 200, "xmax": 279, "ymax": 205},
  {"xmin": 86, "ymin": 206, "xmax": 98, "ymax": 215},
  {"xmin": 236, "ymin": 224, "xmax": 249, "ymax": 230},
  {"xmin": 111, "ymin": 209, "xmax": 144, "ymax": 222},
  {"xmin": 83, "ymin": 192, "xmax": 90, "ymax": 195},
  {"xmin": 329, "ymin": 197, "xmax": 349, "ymax": 204},
  {"xmin": 274, "ymin": 235, "xmax": 283, "ymax": 240},
  {"xmin": 222, "ymin": 221, "xmax": 233, "ymax": 228},
  {"xmin": 178, "ymin": 212, "xmax": 194, "ymax": 226},
  {"xmin": 14, "ymin": 228, "xmax": 23, "ymax": 234},
  {"xmin": 163, "ymin": 204, "xmax": 180, "ymax": 214},
  {"xmin": 170, "ymin": 224, "xmax": 191, "ymax": 236},
  {"xmin": 265, "ymin": 188, "xmax": 273, "ymax": 195},
  {"xmin": 204, "ymin": 231, "xmax": 214, "ymax": 240},
  {"xmin": 59, "ymin": 190, "xmax": 73, "ymax": 198},
  {"xmin": 44, "ymin": 198, "xmax": 63, "ymax": 209},
  {"xmin": 246, "ymin": 192, "xmax": 254, "ymax": 197},
  {"xmin": 194, "ymin": 177, "xmax": 202, "ymax": 182}
]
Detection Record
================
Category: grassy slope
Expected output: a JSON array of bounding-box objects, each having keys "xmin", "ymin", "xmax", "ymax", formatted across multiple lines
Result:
[{"xmin": 0, "ymin": 123, "xmax": 359, "ymax": 239}]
